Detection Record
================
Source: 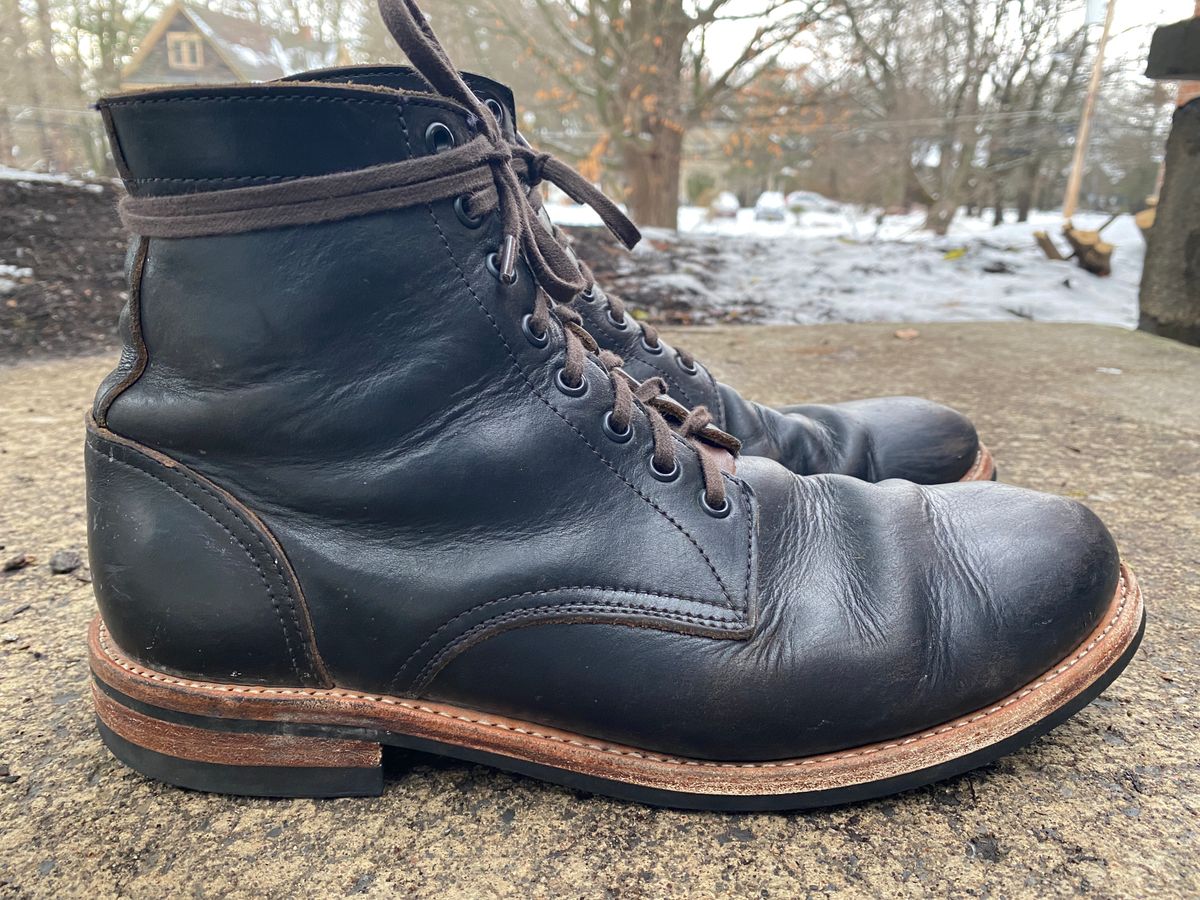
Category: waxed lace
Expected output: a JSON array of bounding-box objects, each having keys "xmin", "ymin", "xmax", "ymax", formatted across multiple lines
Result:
[
  {"xmin": 377, "ymin": 0, "xmax": 736, "ymax": 505},
  {"xmin": 117, "ymin": 0, "xmax": 738, "ymax": 506}
]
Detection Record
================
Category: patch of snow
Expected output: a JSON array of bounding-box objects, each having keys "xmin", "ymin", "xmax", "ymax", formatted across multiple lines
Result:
[
  {"xmin": 230, "ymin": 43, "xmax": 275, "ymax": 70},
  {"xmin": 0, "ymin": 263, "xmax": 33, "ymax": 295},
  {"xmin": 548, "ymin": 202, "xmax": 1141, "ymax": 327},
  {"xmin": 0, "ymin": 165, "xmax": 105, "ymax": 192}
]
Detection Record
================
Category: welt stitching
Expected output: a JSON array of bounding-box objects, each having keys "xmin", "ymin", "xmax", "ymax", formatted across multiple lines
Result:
[
  {"xmin": 412, "ymin": 601, "xmax": 742, "ymax": 690},
  {"xmin": 388, "ymin": 586, "xmax": 742, "ymax": 693},
  {"xmin": 87, "ymin": 442, "xmax": 303, "ymax": 678},
  {"xmin": 408, "ymin": 114, "xmax": 738, "ymax": 613},
  {"xmin": 98, "ymin": 571, "xmax": 1132, "ymax": 769}
]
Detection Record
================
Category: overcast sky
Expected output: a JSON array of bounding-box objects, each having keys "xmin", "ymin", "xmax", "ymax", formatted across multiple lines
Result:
[{"xmin": 707, "ymin": 0, "xmax": 1193, "ymax": 75}]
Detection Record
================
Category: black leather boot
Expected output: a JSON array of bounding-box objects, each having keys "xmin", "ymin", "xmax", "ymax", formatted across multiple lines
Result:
[
  {"xmin": 281, "ymin": 63, "xmax": 995, "ymax": 485},
  {"xmin": 85, "ymin": 1, "xmax": 1142, "ymax": 810}
]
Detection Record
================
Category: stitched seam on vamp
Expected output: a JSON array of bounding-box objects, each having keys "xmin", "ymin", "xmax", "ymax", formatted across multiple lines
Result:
[
  {"xmin": 389, "ymin": 585, "xmax": 744, "ymax": 692},
  {"xmin": 411, "ymin": 600, "xmax": 746, "ymax": 689}
]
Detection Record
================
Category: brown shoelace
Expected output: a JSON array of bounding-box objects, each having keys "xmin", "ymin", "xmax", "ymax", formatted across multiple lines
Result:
[
  {"xmin": 378, "ymin": 0, "xmax": 696, "ymax": 370},
  {"xmin": 118, "ymin": 0, "xmax": 738, "ymax": 507},
  {"xmin": 489, "ymin": 135, "xmax": 698, "ymax": 371}
]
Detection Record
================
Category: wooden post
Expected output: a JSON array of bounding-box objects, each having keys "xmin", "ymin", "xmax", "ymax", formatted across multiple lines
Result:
[{"xmin": 1062, "ymin": 0, "xmax": 1117, "ymax": 222}]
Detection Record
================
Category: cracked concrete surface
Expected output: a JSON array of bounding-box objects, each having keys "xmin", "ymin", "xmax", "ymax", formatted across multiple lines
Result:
[{"xmin": 1, "ymin": 322, "xmax": 1197, "ymax": 897}]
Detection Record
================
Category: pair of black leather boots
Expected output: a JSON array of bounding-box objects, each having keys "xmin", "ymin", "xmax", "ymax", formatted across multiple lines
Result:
[{"xmin": 85, "ymin": 0, "xmax": 1143, "ymax": 810}]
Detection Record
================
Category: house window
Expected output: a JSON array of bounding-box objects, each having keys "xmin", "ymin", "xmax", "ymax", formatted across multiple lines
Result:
[{"xmin": 166, "ymin": 32, "xmax": 204, "ymax": 70}]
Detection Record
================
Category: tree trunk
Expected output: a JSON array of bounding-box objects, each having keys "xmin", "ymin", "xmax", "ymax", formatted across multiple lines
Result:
[
  {"xmin": 1015, "ymin": 157, "xmax": 1040, "ymax": 223},
  {"xmin": 621, "ymin": 124, "xmax": 684, "ymax": 229},
  {"xmin": 923, "ymin": 199, "xmax": 957, "ymax": 235},
  {"xmin": 1016, "ymin": 196, "xmax": 1032, "ymax": 223},
  {"xmin": 1139, "ymin": 99, "xmax": 1200, "ymax": 345}
]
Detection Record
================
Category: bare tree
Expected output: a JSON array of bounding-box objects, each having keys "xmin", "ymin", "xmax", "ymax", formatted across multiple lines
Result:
[
  {"xmin": 832, "ymin": 0, "xmax": 1020, "ymax": 233},
  {"xmin": 434, "ymin": 0, "xmax": 827, "ymax": 228},
  {"xmin": 984, "ymin": 4, "xmax": 1091, "ymax": 224}
]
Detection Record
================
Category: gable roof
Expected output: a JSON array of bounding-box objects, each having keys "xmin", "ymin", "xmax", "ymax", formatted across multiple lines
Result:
[{"xmin": 125, "ymin": 2, "xmax": 341, "ymax": 83}]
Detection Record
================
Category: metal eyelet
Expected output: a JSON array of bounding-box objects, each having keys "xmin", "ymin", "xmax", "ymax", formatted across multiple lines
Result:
[
  {"xmin": 555, "ymin": 368, "xmax": 588, "ymax": 397},
  {"xmin": 602, "ymin": 411, "xmax": 632, "ymax": 443},
  {"xmin": 640, "ymin": 336, "xmax": 663, "ymax": 355},
  {"xmin": 699, "ymin": 490, "xmax": 732, "ymax": 518},
  {"xmin": 579, "ymin": 284, "xmax": 598, "ymax": 303},
  {"xmin": 454, "ymin": 195, "xmax": 485, "ymax": 229},
  {"xmin": 607, "ymin": 309, "xmax": 628, "ymax": 330},
  {"xmin": 484, "ymin": 98, "xmax": 505, "ymax": 121},
  {"xmin": 486, "ymin": 252, "xmax": 518, "ymax": 285},
  {"xmin": 648, "ymin": 456, "xmax": 680, "ymax": 482},
  {"xmin": 521, "ymin": 314, "xmax": 549, "ymax": 348},
  {"xmin": 677, "ymin": 352, "xmax": 698, "ymax": 375},
  {"xmin": 425, "ymin": 122, "xmax": 456, "ymax": 154}
]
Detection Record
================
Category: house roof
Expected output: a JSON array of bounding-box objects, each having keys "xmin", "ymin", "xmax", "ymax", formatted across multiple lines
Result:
[{"xmin": 125, "ymin": 2, "xmax": 340, "ymax": 83}]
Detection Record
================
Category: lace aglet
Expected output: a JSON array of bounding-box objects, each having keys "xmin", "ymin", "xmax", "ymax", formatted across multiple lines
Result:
[{"xmin": 499, "ymin": 233, "xmax": 519, "ymax": 284}]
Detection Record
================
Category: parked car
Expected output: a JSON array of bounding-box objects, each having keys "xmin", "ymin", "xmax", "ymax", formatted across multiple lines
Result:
[
  {"xmin": 709, "ymin": 191, "xmax": 740, "ymax": 219},
  {"xmin": 785, "ymin": 190, "xmax": 840, "ymax": 214},
  {"xmin": 754, "ymin": 191, "xmax": 788, "ymax": 221}
]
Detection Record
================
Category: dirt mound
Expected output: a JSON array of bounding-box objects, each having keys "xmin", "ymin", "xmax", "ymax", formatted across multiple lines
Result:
[
  {"xmin": 0, "ymin": 177, "xmax": 127, "ymax": 361},
  {"xmin": 0, "ymin": 178, "xmax": 744, "ymax": 364}
]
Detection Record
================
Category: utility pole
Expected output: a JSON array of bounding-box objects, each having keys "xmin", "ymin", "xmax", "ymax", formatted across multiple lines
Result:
[{"xmin": 1062, "ymin": 0, "xmax": 1117, "ymax": 221}]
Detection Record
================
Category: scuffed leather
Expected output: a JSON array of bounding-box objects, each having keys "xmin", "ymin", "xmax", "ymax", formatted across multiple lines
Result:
[
  {"xmin": 85, "ymin": 427, "xmax": 324, "ymax": 686},
  {"xmin": 90, "ymin": 81, "xmax": 1121, "ymax": 762}
]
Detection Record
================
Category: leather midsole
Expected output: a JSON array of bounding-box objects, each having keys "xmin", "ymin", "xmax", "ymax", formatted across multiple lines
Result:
[
  {"xmin": 89, "ymin": 563, "xmax": 1141, "ymax": 797},
  {"xmin": 959, "ymin": 443, "xmax": 995, "ymax": 482}
]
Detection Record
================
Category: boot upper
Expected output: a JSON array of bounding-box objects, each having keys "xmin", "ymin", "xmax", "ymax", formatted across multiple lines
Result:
[{"xmin": 90, "ymin": 79, "xmax": 1120, "ymax": 763}]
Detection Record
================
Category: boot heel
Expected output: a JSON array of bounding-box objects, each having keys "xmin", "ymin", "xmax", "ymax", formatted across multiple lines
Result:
[{"xmin": 92, "ymin": 680, "xmax": 384, "ymax": 798}]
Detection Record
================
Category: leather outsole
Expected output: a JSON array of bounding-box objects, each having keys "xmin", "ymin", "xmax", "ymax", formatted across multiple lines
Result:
[{"xmin": 89, "ymin": 563, "xmax": 1143, "ymax": 810}]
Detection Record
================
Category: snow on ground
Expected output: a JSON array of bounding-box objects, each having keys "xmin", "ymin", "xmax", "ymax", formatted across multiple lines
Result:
[
  {"xmin": 549, "ymin": 202, "xmax": 1141, "ymax": 327},
  {"xmin": 0, "ymin": 264, "xmax": 33, "ymax": 295},
  {"xmin": 0, "ymin": 165, "xmax": 106, "ymax": 192}
]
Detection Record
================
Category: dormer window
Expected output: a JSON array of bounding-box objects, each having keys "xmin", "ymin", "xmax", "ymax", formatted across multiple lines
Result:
[{"xmin": 167, "ymin": 32, "xmax": 204, "ymax": 70}]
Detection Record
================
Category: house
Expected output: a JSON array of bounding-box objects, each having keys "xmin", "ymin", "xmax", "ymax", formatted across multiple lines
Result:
[{"xmin": 121, "ymin": 2, "xmax": 343, "ymax": 90}]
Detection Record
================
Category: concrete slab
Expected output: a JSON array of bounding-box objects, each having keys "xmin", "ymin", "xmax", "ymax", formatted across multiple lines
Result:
[{"xmin": 1, "ymin": 322, "xmax": 1196, "ymax": 897}]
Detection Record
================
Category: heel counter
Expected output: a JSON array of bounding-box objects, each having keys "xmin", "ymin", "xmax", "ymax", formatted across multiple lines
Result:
[{"xmin": 85, "ymin": 421, "xmax": 329, "ymax": 687}]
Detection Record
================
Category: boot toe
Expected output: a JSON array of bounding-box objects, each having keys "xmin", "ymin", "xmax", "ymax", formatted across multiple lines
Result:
[
  {"xmin": 911, "ymin": 481, "xmax": 1121, "ymax": 708},
  {"xmin": 780, "ymin": 396, "xmax": 981, "ymax": 482},
  {"xmin": 709, "ymin": 465, "xmax": 1125, "ymax": 758}
]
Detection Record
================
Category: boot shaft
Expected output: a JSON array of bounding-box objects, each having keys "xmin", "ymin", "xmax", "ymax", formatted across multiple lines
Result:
[{"xmin": 89, "ymin": 81, "xmax": 755, "ymax": 692}]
